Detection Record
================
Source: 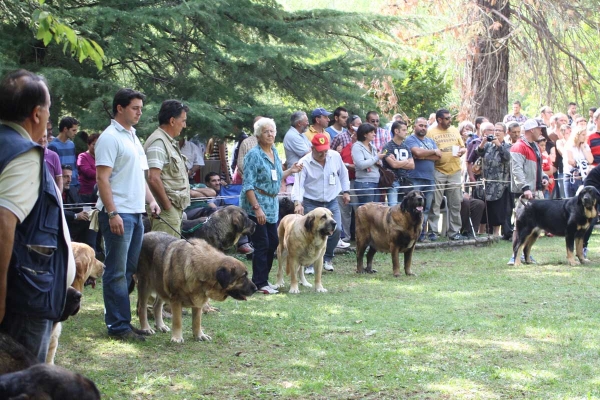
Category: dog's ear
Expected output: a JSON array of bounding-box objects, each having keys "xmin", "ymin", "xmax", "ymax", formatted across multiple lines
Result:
[
  {"xmin": 216, "ymin": 267, "xmax": 232, "ymax": 289},
  {"xmin": 400, "ymin": 196, "xmax": 408, "ymax": 212},
  {"xmin": 304, "ymin": 214, "xmax": 315, "ymax": 232}
]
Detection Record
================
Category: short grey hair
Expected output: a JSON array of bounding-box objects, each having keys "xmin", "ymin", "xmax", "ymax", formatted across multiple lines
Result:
[
  {"xmin": 254, "ymin": 117, "xmax": 277, "ymax": 138},
  {"xmin": 290, "ymin": 111, "xmax": 307, "ymax": 127}
]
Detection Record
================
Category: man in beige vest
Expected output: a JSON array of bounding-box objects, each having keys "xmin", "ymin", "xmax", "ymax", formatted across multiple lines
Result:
[{"xmin": 145, "ymin": 100, "xmax": 191, "ymax": 237}]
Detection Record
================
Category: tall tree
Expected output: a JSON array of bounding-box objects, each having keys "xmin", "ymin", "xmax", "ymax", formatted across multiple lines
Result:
[
  {"xmin": 1, "ymin": 0, "xmax": 412, "ymax": 139},
  {"xmin": 384, "ymin": 0, "xmax": 600, "ymax": 121}
]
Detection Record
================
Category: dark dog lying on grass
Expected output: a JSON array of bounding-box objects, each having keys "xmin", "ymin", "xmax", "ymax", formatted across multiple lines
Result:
[
  {"xmin": 0, "ymin": 333, "xmax": 100, "ymax": 399},
  {"xmin": 513, "ymin": 186, "xmax": 600, "ymax": 266}
]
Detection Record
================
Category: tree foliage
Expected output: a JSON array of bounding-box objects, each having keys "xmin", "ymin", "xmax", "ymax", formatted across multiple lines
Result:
[{"xmin": 1, "ymin": 0, "xmax": 420, "ymax": 139}]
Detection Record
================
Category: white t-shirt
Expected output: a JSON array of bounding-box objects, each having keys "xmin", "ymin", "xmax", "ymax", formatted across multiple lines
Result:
[
  {"xmin": 95, "ymin": 120, "xmax": 147, "ymax": 213},
  {"xmin": 563, "ymin": 143, "xmax": 591, "ymax": 180}
]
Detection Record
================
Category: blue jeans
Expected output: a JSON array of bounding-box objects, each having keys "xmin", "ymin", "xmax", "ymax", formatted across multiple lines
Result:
[
  {"xmin": 303, "ymin": 198, "xmax": 342, "ymax": 262},
  {"xmin": 354, "ymin": 181, "xmax": 378, "ymax": 206},
  {"xmin": 411, "ymin": 178, "xmax": 435, "ymax": 234},
  {"xmin": 0, "ymin": 311, "xmax": 52, "ymax": 363},
  {"xmin": 248, "ymin": 216, "xmax": 278, "ymax": 289},
  {"xmin": 564, "ymin": 176, "xmax": 582, "ymax": 198},
  {"xmin": 387, "ymin": 179, "xmax": 411, "ymax": 207},
  {"xmin": 99, "ymin": 212, "xmax": 144, "ymax": 335}
]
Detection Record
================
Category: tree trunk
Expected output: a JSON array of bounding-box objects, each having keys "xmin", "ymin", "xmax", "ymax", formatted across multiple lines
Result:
[{"xmin": 468, "ymin": 0, "xmax": 511, "ymax": 123}]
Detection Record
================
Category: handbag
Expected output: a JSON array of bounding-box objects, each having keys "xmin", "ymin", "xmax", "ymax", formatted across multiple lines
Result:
[{"xmin": 378, "ymin": 168, "xmax": 395, "ymax": 188}]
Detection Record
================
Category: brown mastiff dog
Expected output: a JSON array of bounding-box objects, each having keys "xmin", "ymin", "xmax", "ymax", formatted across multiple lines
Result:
[
  {"xmin": 136, "ymin": 232, "xmax": 257, "ymax": 343},
  {"xmin": 71, "ymin": 242, "xmax": 104, "ymax": 293},
  {"xmin": 275, "ymin": 207, "xmax": 337, "ymax": 293},
  {"xmin": 356, "ymin": 190, "xmax": 425, "ymax": 276}
]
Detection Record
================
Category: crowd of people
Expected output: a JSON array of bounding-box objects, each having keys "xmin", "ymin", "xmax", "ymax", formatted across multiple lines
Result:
[{"xmin": 3, "ymin": 66, "xmax": 600, "ymax": 360}]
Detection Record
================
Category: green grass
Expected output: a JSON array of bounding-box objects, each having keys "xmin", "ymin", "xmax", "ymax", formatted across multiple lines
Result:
[{"xmin": 56, "ymin": 235, "xmax": 600, "ymax": 399}]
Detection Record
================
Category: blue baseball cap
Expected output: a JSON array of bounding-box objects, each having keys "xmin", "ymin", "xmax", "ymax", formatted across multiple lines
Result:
[{"xmin": 311, "ymin": 108, "xmax": 332, "ymax": 118}]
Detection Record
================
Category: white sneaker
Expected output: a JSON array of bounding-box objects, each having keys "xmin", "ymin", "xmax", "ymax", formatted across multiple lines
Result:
[
  {"xmin": 324, "ymin": 261, "xmax": 334, "ymax": 271},
  {"xmin": 336, "ymin": 239, "xmax": 350, "ymax": 249},
  {"xmin": 258, "ymin": 285, "xmax": 279, "ymax": 294},
  {"xmin": 305, "ymin": 266, "xmax": 314, "ymax": 275}
]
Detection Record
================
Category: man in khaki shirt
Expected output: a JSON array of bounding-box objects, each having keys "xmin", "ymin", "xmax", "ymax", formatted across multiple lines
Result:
[
  {"xmin": 426, "ymin": 108, "xmax": 467, "ymax": 241},
  {"xmin": 145, "ymin": 100, "xmax": 191, "ymax": 237}
]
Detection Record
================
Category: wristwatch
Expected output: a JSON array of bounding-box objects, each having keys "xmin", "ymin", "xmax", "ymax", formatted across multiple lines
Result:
[
  {"xmin": 252, "ymin": 204, "xmax": 260, "ymax": 211},
  {"xmin": 107, "ymin": 210, "xmax": 119, "ymax": 219}
]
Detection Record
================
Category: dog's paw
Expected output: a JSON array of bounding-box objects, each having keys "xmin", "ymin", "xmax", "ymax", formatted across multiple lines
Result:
[
  {"xmin": 156, "ymin": 324, "xmax": 170, "ymax": 333},
  {"xmin": 580, "ymin": 258, "xmax": 591, "ymax": 264},
  {"xmin": 170, "ymin": 336, "xmax": 184, "ymax": 344},
  {"xmin": 405, "ymin": 272, "xmax": 416, "ymax": 277},
  {"xmin": 289, "ymin": 285, "xmax": 300, "ymax": 294},
  {"xmin": 315, "ymin": 286, "xmax": 328, "ymax": 293},
  {"xmin": 195, "ymin": 331, "xmax": 212, "ymax": 341},
  {"xmin": 299, "ymin": 280, "xmax": 312, "ymax": 288},
  {"xmin": 140, "ymin": 327, "xmax": 156, "ymax": 335},
  {"xmin": 273, "ymin": 280, "xmax": 285, "ymax": 289},
  {"xmin": 365, "ymin": 268, "xmax": 378, "ymax": 274}
]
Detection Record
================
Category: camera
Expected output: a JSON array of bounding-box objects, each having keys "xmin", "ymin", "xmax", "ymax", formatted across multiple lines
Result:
[{"xmin": 486, "ymin": 135, "xmax": 495, "ymax": 142}]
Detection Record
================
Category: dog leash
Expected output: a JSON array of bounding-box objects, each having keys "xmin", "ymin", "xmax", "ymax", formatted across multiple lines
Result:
[{"xmin": 153, "ymin": 214, "xmax": 193, "ymax": 245}]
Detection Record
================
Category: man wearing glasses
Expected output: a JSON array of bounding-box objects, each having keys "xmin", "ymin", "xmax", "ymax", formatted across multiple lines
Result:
[
  {"xmin": 426, "ymin": 109, "xmax": 467, "ymax": 241},
  {"xmin": 365, "ymin": 111, "xmax": 391, "ymax": 152}
]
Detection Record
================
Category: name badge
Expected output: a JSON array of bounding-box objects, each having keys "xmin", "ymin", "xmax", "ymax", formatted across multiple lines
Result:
[
  {"xmin": 139, "ymin": 154, "xmax": 149, "ymax": 170},
  {"xmin": 329, "ymin": 173, "xmax": 336, "ymax": 185},
  {"xmin": 271, "ymin": 169, "xmax": 277, "ymax": 181}
]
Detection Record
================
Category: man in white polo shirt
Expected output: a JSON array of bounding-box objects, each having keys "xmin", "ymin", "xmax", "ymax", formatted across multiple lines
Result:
[{"xmin": 95, "ymin": 88, "xmax": 161, "ymax": 342}]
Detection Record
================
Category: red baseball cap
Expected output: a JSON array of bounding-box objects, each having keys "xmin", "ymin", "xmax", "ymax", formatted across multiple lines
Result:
[{"xmin": 311, "ymin": 133, "xmax": 330, "ymax": 151}]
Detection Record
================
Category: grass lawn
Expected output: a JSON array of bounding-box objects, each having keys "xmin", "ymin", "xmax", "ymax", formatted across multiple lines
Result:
[{"xmin": 56, "ymin": 234, "xmax": 600, "ymax": 399}]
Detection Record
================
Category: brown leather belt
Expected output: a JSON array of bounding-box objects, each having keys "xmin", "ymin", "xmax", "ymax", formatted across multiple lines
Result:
[{"xmin": 256, "ymin": 188, "xmax": 277, "ymax": 198}]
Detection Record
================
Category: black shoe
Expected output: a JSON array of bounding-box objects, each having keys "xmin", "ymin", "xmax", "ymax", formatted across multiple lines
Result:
[
  {"xmin": 109, "ymin": 330, "xmax": 146, "ymax": 342},
  {"xmin": 131, "ymin": 326, "xmax": 152, "ymax": 336}
]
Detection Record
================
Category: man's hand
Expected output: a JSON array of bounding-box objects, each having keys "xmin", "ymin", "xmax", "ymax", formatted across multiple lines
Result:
[
  {"xmin": 523, "ymin": 189, "xmax": 533, "ymax": 200},
  {"xmin": 75, "ymin": 211, "xmax": 90, "ymax": 221},
  {"xmin": 342, "ymin": 192, "xmax": 351, "ymax": 205},
  {"xmin": 434, "ymin": 149, "xmax": 442, "ymax": 157},
  {"xmin": 294, "ymin": 203, "xmax": 304, "ymax": 215},
  {"xmin": 109, "ymin": 214, "xmax": 124, "ymax": 236},
  {"xmin": 148, "ymin": 200, "xmax": 161, "ymax": 216}
]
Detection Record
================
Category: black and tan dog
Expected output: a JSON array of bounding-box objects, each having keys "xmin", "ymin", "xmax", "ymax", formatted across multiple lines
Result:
[
  {"xmin": 136, "ymin": 231, "xmax": 257, "ymax": 343},
  {"xmin": 275, "ymin": 207, "xmax": 337, "ymax": 293},
  {"xmin": 513, "ymin": 186, "xmax": 599, "ymax": 266},
  {"xmin": 355, "ymin": 190, "xmax": 425, "ymax": 276},
  {"xmin": 182, "ymin": 205, "xmax": 256, "ymax": 251}
]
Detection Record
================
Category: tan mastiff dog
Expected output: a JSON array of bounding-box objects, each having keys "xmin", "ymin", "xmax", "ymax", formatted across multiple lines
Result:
[
  {"xmin": 136, "ymin": 232, "xmax": 257, "ymax": 343},
  {"xmin": 275, "ymin": 207, "xmax": 337, "ymax": 293}
]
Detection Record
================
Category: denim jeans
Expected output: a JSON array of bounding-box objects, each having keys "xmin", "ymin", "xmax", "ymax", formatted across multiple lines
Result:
[
  {"xmin": 0, "ymin": 311, "xmax": 53, "ymax": 363},
  {"xmin": 99, "ymin": 212, "xmax": 144, "ymax": 335},
  {"xmin": 303, "ymin": 198, "xmax": 342, "ymax": 262},
  {"xmin": 354, "ymin": 181, "xmax": 378, "ymax": 206},
  {"xmin": 248, "ymin": 216, "xmax": 278, "ymax": 289},
  {"xmin": 564, "ymin": 175, "xmax": 582, "ymax": 198},
  {"xmin": 410, "ymin": 178, "xmax": 435, "ymax": 233},
  {"xmin": 387, "ymin": 179, "xmax": 412, "ymax": 207}
]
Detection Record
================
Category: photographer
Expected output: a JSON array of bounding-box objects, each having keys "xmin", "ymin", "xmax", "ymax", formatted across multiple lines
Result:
[{"xmin": 475, "ymin": 122, "xmax": 511, "ymax": 237}]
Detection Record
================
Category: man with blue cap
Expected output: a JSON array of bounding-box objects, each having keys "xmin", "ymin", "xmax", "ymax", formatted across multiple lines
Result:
[{"xmin": 305, "ymin": 107, "xmax": 332, "ymax": 143}]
